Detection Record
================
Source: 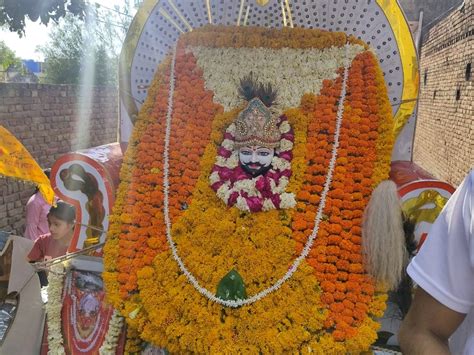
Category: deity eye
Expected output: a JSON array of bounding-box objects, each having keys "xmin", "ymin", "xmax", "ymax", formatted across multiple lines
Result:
[
  {"xmin": 257, "ymin": 151, "xmax": 270, "ymax": 156},
  {"xmin": 240, "ymin": 150, "xmax": 252, "ymax": 155}
]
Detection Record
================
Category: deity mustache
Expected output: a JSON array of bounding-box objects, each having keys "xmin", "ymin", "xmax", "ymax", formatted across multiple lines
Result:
[{"xmin": 241, "ymin": 161, "xmax": 272, "ymax": 177}]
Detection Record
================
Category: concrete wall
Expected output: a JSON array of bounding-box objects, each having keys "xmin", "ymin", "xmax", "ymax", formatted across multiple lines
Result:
[
  {"xmin": 413, "ymin": 0, "xmax": 473, "ymax": 186},
  {"xmin": 0, "ymin": 83, "xmax": 118, "ymax": 234}
]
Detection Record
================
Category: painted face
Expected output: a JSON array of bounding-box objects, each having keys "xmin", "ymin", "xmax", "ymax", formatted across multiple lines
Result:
[
  {"xmin": 239, "ymin": 146, "xmax": 274, "ymax": 177},
  {"xmin": 78, "ymin": 293, "xmax": 100, "ymax": 331},
  {"xmin": 48, "ymin": 214, "xmax": 74, "ymax": 240}
]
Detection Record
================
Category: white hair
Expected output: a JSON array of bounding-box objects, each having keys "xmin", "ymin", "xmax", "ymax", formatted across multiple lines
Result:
[{"xmin": 362, "ymin": 180, "xmax": 407, "ymax": 290}]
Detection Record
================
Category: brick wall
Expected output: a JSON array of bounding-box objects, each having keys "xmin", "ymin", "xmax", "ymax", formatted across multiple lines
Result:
[
  {"xmin": 0, "ymin": 83, "xmax": 118, "ymax": 234},
  {"xmin": 413, "ymin": 0, "xmax": 473, "ymax": 187}
]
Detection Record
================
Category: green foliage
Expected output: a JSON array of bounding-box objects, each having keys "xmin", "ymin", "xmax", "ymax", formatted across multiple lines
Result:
[
  {"xmin": 38, "ymin": 9, "xmax": 129, "ymax": 86},
  {"xmin": 0, "ymin": 0, "xmax": 87, "ymax": 36},
  {"xmin": 95, "ymin": 46, "xmax": 117, "ymax": 86},
  {"xmin": 0, "ymin": 40, "xmax": 22, "ymax": 71},
  {"xmin": 38, "ymin": 16, "xmax": 83, "ymax": 84}
]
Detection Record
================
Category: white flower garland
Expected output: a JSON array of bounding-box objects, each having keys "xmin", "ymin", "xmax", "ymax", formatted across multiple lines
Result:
[
  {"xmin": 188, "ymin": 44, "xmax": 364, "ymax": 111},
  {"xmin": 99, "ymin": 310, "xmax": 124, "ymax": 354},
  {"xmin": 46, "ymin": 264, "xmax": 65, "ymax": 355},
  {"xmin": 45, "ymin": 265, "xmax": 124, "ymax": 354},
  {"xmin": 163, "ymin": 43, "xmax": 351, "ymax": 307}
]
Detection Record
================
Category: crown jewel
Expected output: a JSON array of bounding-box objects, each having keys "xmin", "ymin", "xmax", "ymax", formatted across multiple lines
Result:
[{"xmin": 234, "ymin": 98, "xmax": 280, "ymax": 149}]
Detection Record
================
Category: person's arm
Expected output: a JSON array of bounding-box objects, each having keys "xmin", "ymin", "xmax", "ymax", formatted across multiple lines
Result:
[
  {"xmin": 25, "ymin": 197, "xmax": 41, "ymax": 240},
  {"xmin": 399, "ymin": 287, "xmax": 466, "ymax": 354},
  {"xmin": 26, "ymin": 237, "xmax": 44, "ymax": 262}
]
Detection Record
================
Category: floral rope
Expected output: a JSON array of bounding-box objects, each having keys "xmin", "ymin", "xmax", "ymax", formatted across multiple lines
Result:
[
  {"xmin": 46, "ymin": 265, "xmax": 65, "ymax": 355},
  {"xmin": 98, "ymin": 310, "xmax": 124, "ymax": 354},
  {"xmin": 163, "ymin": 44, "xmax": 351, "ymax": 307}
]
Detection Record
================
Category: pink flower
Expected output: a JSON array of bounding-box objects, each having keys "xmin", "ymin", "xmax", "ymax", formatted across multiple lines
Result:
[
  {"xmin": 218, "ymin": 147, "xmax": 232, "ymax": 158},
  {"xmin": 280, "ymin": 169, "xmax": 292, "ymax": 178},
  {"xmin": 246, "ymin": 196, "xmax": 263, "ymax": 212},
  {"xmin": 228, "ymin": 192, "xmax": 238, "ymax": 206},
  {"xmin": 281, "ymin": 132, "xmax": 294, "ymax": 141},
  {"xmin": 233, "ymin": 167, "xmax": 249, "ymax": 181},
  {"xmin": 218, "ymin": 167, "xmax": 233, "ymax": 180},
  {"xmin": 255, "ymin": 176, "xmax": 266, "ymax": 192},
  {"xmin": 270, "ymin": 194, "xmax": 281, "ymax": 208},
  {"xmin": 279, "ymin": 151, "xmax": 293, "ymax": 161},
  {"xmin": 256, "ymin": 176, "xmax": 273, "ymax": 198},
  {"xmin": 224, "ymin": 132, "xmax": 234, "ymax": 140},
  {"xmin": 265, "ymin": 171, "xmax": 281, "ymax": 185},
  {"xmin": 211, "ymin": 181, "xmax": 224, "ymax": 191}
]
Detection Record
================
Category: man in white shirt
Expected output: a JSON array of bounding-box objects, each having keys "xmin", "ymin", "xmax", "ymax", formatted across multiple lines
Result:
[{"xmin": 399, "ymin": 170, "xmax": 473, "ymax": 354}]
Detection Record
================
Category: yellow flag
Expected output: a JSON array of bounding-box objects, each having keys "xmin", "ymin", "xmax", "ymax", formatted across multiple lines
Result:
[{"xmin": 0, "ymin": 125, "xmax": 55, "ymax": 205}]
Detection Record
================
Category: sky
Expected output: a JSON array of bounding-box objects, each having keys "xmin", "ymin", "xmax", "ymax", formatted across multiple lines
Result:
[{"xmin": 0, "ymin": 0, "xmax": 133, "ymax": 61}]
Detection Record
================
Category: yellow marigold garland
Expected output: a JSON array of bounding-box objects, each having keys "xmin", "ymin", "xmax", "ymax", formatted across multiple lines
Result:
[
  {"xmin": 124, "ymin": 326, "xmax": 143, "ymax": 354},
  {"xmin": 137, "ymin": 106, "xmax": 327, "ymax": 352},
  {"xmin": 104, "ymin": 26, "xmax": 395, "ymax": 353}
]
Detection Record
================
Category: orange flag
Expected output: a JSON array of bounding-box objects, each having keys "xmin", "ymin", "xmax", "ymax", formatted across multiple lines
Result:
[{"xmin": 0, "ymin": 125, "xmax": 55, "ymax": 205}]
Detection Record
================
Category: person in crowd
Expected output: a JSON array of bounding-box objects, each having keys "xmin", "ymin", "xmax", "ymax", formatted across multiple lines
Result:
[
  {"xmin": 27, "ymin": 201, "xmax": 76, "ymax": 263},
  {"xmin": 25, "ymin": 168, "xmax": 52, "ymax": 240},
  {"xmin": 399, "ymin": 169, "xmax": 473, "ymax": 354}
]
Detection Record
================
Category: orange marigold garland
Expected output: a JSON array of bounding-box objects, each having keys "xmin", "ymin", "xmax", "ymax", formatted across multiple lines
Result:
[
  {"xmin": 104, "ymin": 44, "xmax": 222, "ymax": 312},
  {"xmin": 292, "ymin": 50, "xmax": 391, "ymax": 345}
]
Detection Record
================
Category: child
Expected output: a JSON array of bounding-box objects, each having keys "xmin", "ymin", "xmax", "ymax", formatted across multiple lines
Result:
[{"xmin": 27, "ymin": 201, "xmax": 76, "ymax": 263}]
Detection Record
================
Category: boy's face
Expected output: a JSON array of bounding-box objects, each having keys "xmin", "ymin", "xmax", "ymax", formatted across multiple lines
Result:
[{"xmin": 48, "ymin": 214, "xmax": 73, "ymax": 240}]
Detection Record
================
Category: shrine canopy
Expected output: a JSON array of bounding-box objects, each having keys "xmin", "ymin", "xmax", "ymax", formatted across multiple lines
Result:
[{"xmin": 0, "ymin": 125, "xmax": 55, "ymax": 205}]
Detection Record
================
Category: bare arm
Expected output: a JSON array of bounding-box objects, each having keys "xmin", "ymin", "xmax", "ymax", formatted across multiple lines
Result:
[
  {"xmin": 25, "ymin": 199, "xmax": 41, "ymax": 240},
  {"xmin": 399, "ymin": 287, "xmax": 466, "ymax": 354}
]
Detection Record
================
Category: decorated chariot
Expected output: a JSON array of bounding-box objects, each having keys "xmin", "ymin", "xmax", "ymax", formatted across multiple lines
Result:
[{"xmin": 0, "ymin": 0, "xmax": 459, "ymax": 353}]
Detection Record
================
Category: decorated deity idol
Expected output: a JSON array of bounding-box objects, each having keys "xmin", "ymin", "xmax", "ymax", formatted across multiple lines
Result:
[
  {"xmin": 104, "ymin": 26, "xmax": 396, "ymax": 353},
  {"xmin": 61, "ymin": 271, "xmax": 115, "ymax": 353},
  {"xmin": 210, "ymin": 76, "xmax": 296, "ymax": 212}
]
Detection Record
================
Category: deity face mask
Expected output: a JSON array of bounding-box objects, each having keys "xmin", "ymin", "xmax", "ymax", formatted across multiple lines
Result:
[
  {"xmin": 239, "ymin": 146, "xmax": 274, "ymax": 177},
  {"xmin": 78, "ymin": 293, "xmax": 100, "ymax": 332}
]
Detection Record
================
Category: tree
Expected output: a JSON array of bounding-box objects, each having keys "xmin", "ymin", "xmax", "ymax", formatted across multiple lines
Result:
[
  {"xmin": 38, "ymin": 15, "xmax": 83, "ymax": 84},
  {"xmin": 91, "ymin": 3, "xmax": 131, "ymax": 58},
  {"xmin": 0, "ymin": 0, "xmax": 87, "ymax": 36},
  {"xmin": 38, "ymin": 7, "xmax": 130, "ymax": 86},
  {"xmin": 95, "ymin": 45, "xmax": 115, "ymax": 86},
  {"xmin": 0, "ymin": 40, "xmax": 22, "ymax": 72}
]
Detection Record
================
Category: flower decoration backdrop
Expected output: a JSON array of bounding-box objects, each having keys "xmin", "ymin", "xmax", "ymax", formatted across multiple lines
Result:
[{"xmin": 104, "ymin": 26, "xmax": 394, "ymax": 353}]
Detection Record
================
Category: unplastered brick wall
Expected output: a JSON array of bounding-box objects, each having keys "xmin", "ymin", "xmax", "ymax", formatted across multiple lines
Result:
[
  {"xmin": 0, "ymin": 83, "xmax": 118, "ymax": 235},
  {"xmin": 413, "ymin": 0, "xmax": 473, "ymax": 187}
]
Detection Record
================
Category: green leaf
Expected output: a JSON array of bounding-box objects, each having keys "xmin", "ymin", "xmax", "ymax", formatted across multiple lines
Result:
[{"xmin": 216, "ymin": 269, "xmax": 247, "ymax": 302}]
